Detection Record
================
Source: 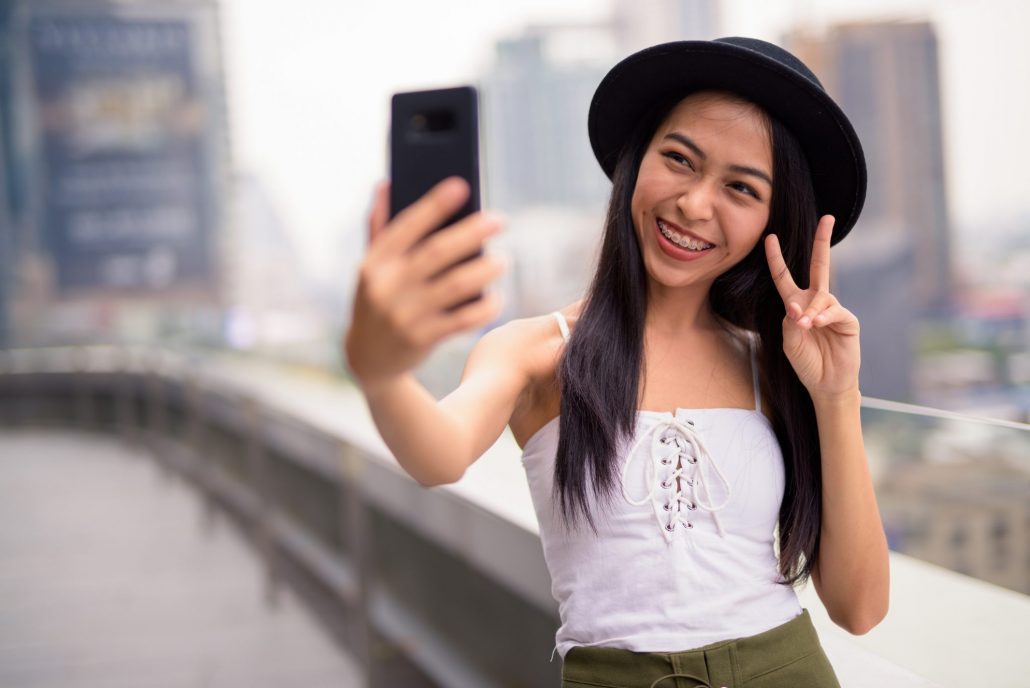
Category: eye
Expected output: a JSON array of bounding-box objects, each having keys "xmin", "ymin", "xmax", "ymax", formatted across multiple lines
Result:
[
  {"xmin": 661, "ymin": 151, "xmax": 695, "ymax": 170},
  {"xmin": 728, "ymin": 181, "xmax": 761, "ymax": 200}
]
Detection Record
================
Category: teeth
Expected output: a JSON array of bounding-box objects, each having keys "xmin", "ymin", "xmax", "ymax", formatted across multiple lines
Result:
[{"xmin": 658, "ymin": 220, "xmax": 713, "ymax": 251}]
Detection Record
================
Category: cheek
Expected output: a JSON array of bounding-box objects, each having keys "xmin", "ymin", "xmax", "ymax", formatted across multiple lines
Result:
[
  {"xmin": 630, "ymin": 185, "xmax": 652, "ymax": 235},
  {"xmin": 728, "ymin": 208, "xmax": 770, "ymax": 251},
  {"xmin": 630, "ymin": 187, "xmax": 642, "ymax": 223},
  {"xmin": 630, "ymin": 166, "xmax": 666, "ymax": 224}
]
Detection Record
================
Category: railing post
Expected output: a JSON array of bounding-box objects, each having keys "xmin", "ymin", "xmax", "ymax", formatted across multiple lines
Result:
[
  {"xmin": 116, "ymin": 348, "xmax": 137, "ymax": 445},
  {"xmin": 146, "ymin": 352, "xmax": 168, "ymax": 461},
  {"xmin": 246, "ymin": 395, "xmax": 281, "ymax": 608},
  {"xmin": 184, "ymin": 373, "xmax": 206, "ymax": 465},
  {"xmin": 183, "ymin": 370, "xmax": 212, "ymax": 510},
  {"xmin": 71, "ymin": 347, "xmax": 93, "ymax": 430},
  {"xmin": 341, "ymin": 442, "xmax": 375, "ymax": 688},
  {"xmin": 15, "ymin": 360, "xmax": 30, "ymax": 427}
]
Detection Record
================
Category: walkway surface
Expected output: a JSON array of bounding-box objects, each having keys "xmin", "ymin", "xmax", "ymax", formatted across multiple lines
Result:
[{"xmin": 0, "ymin": 429, "xmax": 364, "ymax": 688}]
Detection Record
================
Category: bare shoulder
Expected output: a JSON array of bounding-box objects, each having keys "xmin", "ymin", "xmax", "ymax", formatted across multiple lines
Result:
[
  {"xmin": 436, "ymin": 303, "xmax": 582, "ymax": 467},
  {"xmin": 470, "ymin": 299, "xmax": 581, "ymax": 375},
  {"xmin": 519, "ymin": 299, "xmax": 583, "ymax": 381},
  {"xmin": 499, "ymin": 299, "xmax": 584, "ymax": 448}
]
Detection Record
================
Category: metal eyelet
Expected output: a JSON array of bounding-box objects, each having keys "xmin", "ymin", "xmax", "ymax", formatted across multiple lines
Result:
[
  {"xmin": 686, "ymin": 420, "xmax": 695, "ymax": 426},
  {"xmin": 688, "ymin": 457, "xmax": 698, "ymax": 464},
  {"xmin": 686, "ymin": 478, "xmax": 695, "ymax": 487},
  {"xmin": 686, "ymin": 522, "xmax": 694, "ymax": 529},
  {"xmin": 660, "ymin": 457, "xmax": 671, "ymax": 465},
  {"xmin": 663, "ymin": 503, "xmax": 672, "ymax": 511},
  {"xmin": 660, "ymin": 479, "xmax": 672, "ymax": 489},
  {"xmin": 687, "ymin": 502, "xmax": 697, "ymax": 511},
  {"xmin": 666, "ymin": 523, "xmax": 676, "ymax": 531}
]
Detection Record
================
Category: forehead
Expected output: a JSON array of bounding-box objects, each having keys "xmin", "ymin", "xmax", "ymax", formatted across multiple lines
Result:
[{"xmin": 653, "ymin": 91, "xmax": 772, "ymax": 152}]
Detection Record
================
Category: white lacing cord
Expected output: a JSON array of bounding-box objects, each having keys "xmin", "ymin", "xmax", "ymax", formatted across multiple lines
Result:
[{"xmin": 621, "ymin": 417, "xmax": 732, "ymax": 542}]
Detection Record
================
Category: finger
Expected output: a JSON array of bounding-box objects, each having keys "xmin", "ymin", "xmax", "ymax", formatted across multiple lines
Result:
[
  {"xmin": 377, "ymin": 176, "xmax": 470, "ymax": 258},
  {"xmin": 765, "ymin": 233, "xmax": 799, "ymax": 301},
  {"xmin": 786, "ymin": 301, "xmax": 805, "ymax": 322},
  {"xmin": 408, "ymin": 210, "xmax": 505, "ymax": 282},
  {"xmin": 797, "ymin": 292, "xmax": 838, "ymax": 329},
  {"xmin": 415, "ymin": 288, "xmax": 504, "ymax": 344},
  {"xmin": 367, "ymin": 180, "xmax": 390, "ymax": 247},
  {"xmin": 811, "ymin": 303, "xmax": 860, "ymax": 335},
  {"xmin": 809, "ymin": 215, "xmax": 834, "ymax": 293},
  {"xmin": 422, "ymin": 252, "xmax": 507, "ymax": 312}
]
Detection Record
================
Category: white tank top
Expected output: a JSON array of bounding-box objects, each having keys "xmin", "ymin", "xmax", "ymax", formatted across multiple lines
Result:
[{"xmin": 520, "ymin": 311, "xmax": 802, "ymax": 660}]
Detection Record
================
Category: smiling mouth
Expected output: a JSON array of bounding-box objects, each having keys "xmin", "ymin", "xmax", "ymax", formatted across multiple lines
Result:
[{"xmin": 657, "ymin": 218, "xmax": 716, "ymax": 251}]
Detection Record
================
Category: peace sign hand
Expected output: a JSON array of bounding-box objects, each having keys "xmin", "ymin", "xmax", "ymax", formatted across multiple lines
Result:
[{"xmin": 764, "ymin": 215, "xmax": 861, "ymax": 403}]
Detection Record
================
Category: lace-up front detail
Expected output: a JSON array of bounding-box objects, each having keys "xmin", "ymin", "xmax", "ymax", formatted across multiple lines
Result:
[{"xmin": 622, "ymin": 415, "xmax": 732, "ymax": 542}]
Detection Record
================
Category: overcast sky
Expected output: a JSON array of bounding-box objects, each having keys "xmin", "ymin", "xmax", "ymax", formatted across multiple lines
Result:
[{"xmin": 220, "ymin": 0, "xmax": 1029, "ymax": 279}]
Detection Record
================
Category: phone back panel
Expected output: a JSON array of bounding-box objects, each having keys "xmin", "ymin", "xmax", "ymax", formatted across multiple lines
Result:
[{"xmin": 389, "ymin": 86, "xmax": 480, "ymax": 230}]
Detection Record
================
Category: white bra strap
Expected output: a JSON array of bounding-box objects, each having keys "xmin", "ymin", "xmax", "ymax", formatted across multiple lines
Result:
[
  {"xmin": 748, "ymin": 332, "xmax": 762, "ymax": 413},
  {"xmin": 552, "ymin": 311, "xmax": 570, "ymax": 342}
]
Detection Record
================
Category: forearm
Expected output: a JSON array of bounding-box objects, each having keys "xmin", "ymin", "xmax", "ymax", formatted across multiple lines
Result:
[
  {"xmin": 812, "ymin": 389, "xmax": 890, "ymax": 633},
  {"xmin": 361, "ymin": 373, "xmax": 469, "ymax": 487}
]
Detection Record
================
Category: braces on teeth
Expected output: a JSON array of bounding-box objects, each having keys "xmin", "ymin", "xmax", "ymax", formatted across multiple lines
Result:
[{"xmin": 658, "ymin": 220, "xmax": 713, "ymax": 251}]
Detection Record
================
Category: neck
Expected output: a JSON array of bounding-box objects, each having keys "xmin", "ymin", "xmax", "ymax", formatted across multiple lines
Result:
[{"xmin": 644, "ymin": 281, "xmax": 722, "ymax": 339}]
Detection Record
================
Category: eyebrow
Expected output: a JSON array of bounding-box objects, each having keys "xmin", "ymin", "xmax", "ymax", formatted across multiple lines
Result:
[{"xmin": 662, "ymin": 132, "xmax": 773, "ymax": 186}]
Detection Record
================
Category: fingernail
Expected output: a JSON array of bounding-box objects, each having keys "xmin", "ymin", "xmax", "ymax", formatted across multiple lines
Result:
[
  {"xmin": 441, "ymin": 176, "xmax": 468, "ymax": 198},
  {"xmin": 479, "ymin": 212, "xmax": 503, "ymax": 231},
  {"xmin": 799, "ymin": 316, "xmax": 810, "ymax": 327}
]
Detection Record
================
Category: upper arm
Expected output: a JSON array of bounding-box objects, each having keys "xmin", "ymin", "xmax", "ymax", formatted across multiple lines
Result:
[{"xmin": 438, "ymin": 319, "xmax": 533, "ymax": 478}]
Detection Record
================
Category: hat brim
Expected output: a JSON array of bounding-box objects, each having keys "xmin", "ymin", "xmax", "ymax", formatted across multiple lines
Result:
[{"xmin": 588, "ymin": 40, "xmax": 866, "ymax": 245}]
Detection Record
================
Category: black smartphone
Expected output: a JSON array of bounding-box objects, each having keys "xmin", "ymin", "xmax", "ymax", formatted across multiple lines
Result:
[{"xmin": 390, "ymin": 85, "xmax": 482, "ymax": 311}]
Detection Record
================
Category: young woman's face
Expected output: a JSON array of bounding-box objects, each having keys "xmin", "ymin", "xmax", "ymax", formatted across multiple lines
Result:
[{"xmin": 631, "ymin": 91, "xmax": 773, "ymax": 292}]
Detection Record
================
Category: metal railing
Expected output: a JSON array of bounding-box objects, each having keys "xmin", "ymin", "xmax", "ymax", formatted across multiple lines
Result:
[
  {"xmin": 2, "ymin": 345, "xmax": 1029, "ymax": 687},
  {"xmin": 0, "ymin": 346, "xmax": 561, "ymax": 687}
]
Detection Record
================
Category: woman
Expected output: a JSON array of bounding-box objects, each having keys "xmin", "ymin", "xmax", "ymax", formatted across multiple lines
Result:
[{"xmin": 346, "ymin": 37, "xmax": 889, "ymax": 688}]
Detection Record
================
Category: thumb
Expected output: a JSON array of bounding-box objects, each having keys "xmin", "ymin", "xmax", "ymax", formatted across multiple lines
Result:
[{"xmin": 367, "ymin": 180, "xmax": 391, "ymax": 245}]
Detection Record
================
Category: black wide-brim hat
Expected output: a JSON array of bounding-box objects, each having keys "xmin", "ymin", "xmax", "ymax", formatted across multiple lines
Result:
[{"xmin": 588, "ymin": 36, "xmax": 866, "ymax": 245}]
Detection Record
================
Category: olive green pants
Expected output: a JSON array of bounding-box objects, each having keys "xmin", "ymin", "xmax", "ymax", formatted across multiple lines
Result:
[{"xmin": 561, "ymin": 609, "xmax": 841, "ymax": 688}]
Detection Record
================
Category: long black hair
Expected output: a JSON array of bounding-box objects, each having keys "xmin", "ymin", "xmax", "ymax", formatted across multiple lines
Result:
[{"xmin": 553, "ymin": 93, "xmax": 822, "ymax": 587}]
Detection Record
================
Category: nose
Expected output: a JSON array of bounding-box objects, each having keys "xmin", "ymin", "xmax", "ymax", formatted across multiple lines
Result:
[{"xmin": 676, "ymin": 177, "xmax": 716, "ymax": 223}]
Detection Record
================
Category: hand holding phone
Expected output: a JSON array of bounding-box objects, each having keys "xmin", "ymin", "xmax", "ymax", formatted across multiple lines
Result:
[
  {"xmin": 345, "ymin": 85, "xmax": 508, "ymax": 394},
  {"xmin": 344, "ymin": 178, "xmax": 507, "ymax": 396}
]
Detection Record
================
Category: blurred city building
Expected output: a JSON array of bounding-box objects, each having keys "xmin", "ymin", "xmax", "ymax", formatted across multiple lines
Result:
[
  {"xmin": 613, "ymin": 0, "xmax": 720, "ymax": 52},
  {"xmin": 788, "ymin": 20, "xmax": 953, "ymax": 403},
  {"xmin": 789, "ymin": 21, "xmax": 954, "ymax": 317},
  {"xmin": 480, "ymin": 23, "xmax": 612, "ymax": 320},
  {"xmin": 833, "ymin": 220, "xmax": 916, "ymax": 402},
  {"xmin": 1, "ymin": 2, "xmax": 19, "ymax": 348},
  {"xmin": 878, "ymin": 454, "xmax": 1030, "ymax": 595},
  {"xmin": 1, "ymin": 0, "xmax": 229, "ymax": 346},
  {"xmin": 224, "ymin": 172, "xmax": 332, "ymax": 361},
  {"xmin": 481, "ymin": 24, "xmax": 612, "ymax": 213},
  {"xmin": 943, "ymin": 218, "xmax": 1030, "ymax": 420}
]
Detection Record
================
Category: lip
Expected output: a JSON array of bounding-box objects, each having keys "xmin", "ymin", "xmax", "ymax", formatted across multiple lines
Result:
[{"xmin": 654, "ymin": 218, "xmax": 715, "ymax": 261}]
